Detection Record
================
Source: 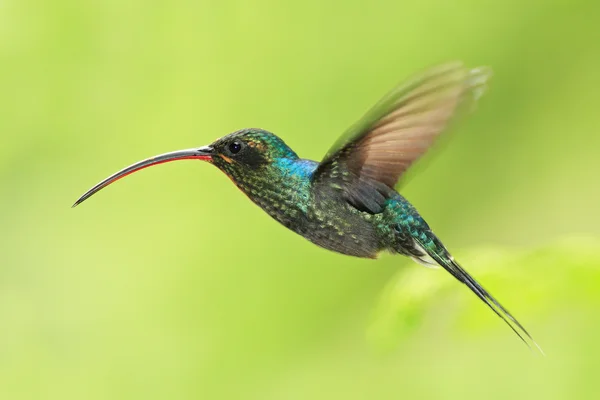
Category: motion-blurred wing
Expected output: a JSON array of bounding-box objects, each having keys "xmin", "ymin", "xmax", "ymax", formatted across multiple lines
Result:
[{"xmin": 312, "ymin": 62, "xmax": 491, "ymax": 213}]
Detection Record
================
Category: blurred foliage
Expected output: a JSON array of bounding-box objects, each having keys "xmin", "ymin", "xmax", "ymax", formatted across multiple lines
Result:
[
  {"xmin": 1, "ymin": 0, "xmax": 599, "ymax": 399},
  {"xmin": 369, "ymin": 237, "xmax": 600, "ymax": 352}
]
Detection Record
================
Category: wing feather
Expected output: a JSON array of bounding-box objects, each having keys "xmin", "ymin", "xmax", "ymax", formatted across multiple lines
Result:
[{"xmin": 313, "ymin": 62, "xmax": 491, "ymax": 213}]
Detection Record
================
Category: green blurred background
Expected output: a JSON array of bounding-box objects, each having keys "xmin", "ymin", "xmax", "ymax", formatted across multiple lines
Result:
[{"xmin": 2, "ymin": 1, "xmax": 600, "ymax": 399}]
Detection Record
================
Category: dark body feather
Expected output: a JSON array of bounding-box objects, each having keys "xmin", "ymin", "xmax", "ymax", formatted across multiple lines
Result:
[
  {"xmin": 213, "ymin": 139, "xmax": 540, "ymax": 351},
  {"xmin": 205, "ymin": 63, "xmax": 540, "ymax": 351}
]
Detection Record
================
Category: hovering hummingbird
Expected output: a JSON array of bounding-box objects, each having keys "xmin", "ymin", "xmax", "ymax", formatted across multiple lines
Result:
[{"xmin": 74, "ymin": 62, "xmax": 541, "ymax": 352}]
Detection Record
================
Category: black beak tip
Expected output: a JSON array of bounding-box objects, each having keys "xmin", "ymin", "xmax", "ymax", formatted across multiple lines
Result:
[{"xmin": 71, "ymin": 195, "xmax": 87, "ymax": 208}]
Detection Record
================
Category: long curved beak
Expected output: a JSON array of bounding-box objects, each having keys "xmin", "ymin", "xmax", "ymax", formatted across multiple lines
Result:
[{"xmin": 72, "ymin": 146, "xmax": 213, "ymax": 208}]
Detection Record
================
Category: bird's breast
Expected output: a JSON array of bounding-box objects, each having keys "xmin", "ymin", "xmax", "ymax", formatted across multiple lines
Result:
[{"xmin": 230, "ymin": 165, "xmax": 383, "ymax": 258}]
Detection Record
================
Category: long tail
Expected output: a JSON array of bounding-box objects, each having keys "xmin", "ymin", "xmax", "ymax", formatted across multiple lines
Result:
[{"xmin": 414, "ymin": 234, "xmax": 544, "ymax": 354}]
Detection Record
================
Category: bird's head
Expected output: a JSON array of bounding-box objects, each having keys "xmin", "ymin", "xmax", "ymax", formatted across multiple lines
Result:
[
  {"xmin": 209, "ymin": 128, "xmax": 298, "ymax": 175},
  {"xmin": 72, "ymin": 128, "xmax": 299, "ymax": 207}
]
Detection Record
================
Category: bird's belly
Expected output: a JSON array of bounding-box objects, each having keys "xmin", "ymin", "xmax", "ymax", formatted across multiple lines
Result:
[{"xmin": 298, "ymin": 204, "xmax": 381, "ymax": 258}]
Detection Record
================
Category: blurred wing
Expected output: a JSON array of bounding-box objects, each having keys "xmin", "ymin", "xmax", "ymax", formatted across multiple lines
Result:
[{"xmin": 313, "ymin": 62, "xmax": 491, "ymax": 213}]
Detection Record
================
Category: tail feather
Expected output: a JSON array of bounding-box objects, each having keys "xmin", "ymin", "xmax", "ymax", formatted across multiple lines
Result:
[{"xmin": 414, "ymin": 236, "xmax": 544, "ymax": 354}]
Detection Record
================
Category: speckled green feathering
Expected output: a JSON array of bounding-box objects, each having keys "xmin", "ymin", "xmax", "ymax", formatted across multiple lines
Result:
[{"xmin": 73, "ymin": 62, "xmax": 542, "ymax": 353}]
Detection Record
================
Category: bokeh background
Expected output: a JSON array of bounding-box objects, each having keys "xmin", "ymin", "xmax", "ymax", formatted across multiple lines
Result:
[{"xmin": 2, "ymin": 1, "xmax": 600, "ymax": 399}]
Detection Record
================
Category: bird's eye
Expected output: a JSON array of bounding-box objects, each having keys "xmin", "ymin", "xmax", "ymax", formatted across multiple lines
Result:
[{"xmin": 228, "ymin": 141, "xmax": 242, "ymax": 154}]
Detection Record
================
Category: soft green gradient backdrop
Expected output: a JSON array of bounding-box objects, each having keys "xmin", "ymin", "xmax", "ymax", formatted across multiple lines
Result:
[{"xmin": 2, "ymin": 1, "xmax": 599, "ymax": 399}]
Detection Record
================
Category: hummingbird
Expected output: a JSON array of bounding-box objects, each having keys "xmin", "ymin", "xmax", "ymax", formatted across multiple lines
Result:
[{"xmin": 74, "ymin": 62, "xmax": 542, "ymax": 352}]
